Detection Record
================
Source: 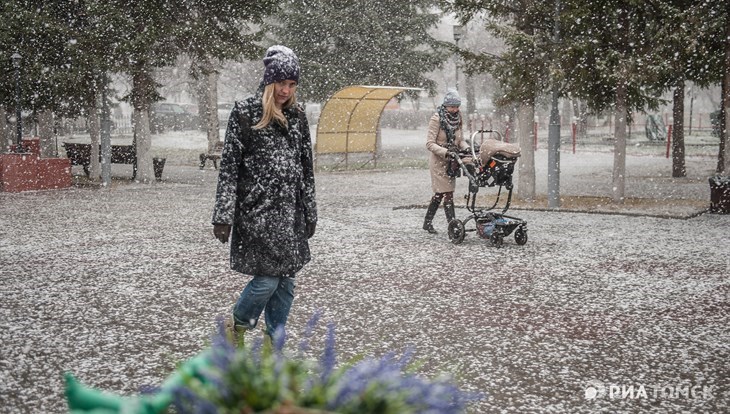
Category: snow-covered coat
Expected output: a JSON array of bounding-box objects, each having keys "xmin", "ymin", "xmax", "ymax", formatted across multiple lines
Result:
[
  {"xmin": 426, "ymin": 112, "xmax": 468, "ymax": 193},
  {"xmin": 212, "ymin": 87, "xmax": 317, "ymax": 277}
]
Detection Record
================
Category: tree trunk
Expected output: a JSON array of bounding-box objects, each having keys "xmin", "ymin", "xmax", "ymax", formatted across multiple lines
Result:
[
  {"xmin": 195, "ymin": 59, "xmax": 221, "ymax": 153},
  {"xmin": 195, "ymin": 71, "xmax": 209, "ymax": 131},
  {"xmin": 612, "ymin": 80, "xmax": 628, "ymax": 204},
  {"xmin": 612, "ymin": 6, "xmax": 630, "ymax": 204},
  {"xmin": 465, "ymin": 74, "xmax": 476, "ymax": 115},
  {"xmin": 88, "ymin": 99, "xmax": 102, "ymax": 181},
  {"xmin": 720, "ymin": 8, "xmax": 730, "ymax": 174},
  {"xmin": 562, "ymin": 97, "xmax": 572, "ymax": 127},
  {"xmin": 719, "ymin": 80, "xmax": 727, "ymax": 174},
  {"xmin": 132, "ymin": 69, "xmax": 155, "ymax": 183},
  {"xmin": 572, "ymin": 99, "xmax": 588, "ymax": 139},
  {"xmin": 205, "ymin": 63, "xmax": 220, "ymax": 153},
  {"xmin": 38, "ymin": 109, "xmax": 55, "ymax": 158},
  {"xmin": 672, "ymin": 79, "xmax": 686, "ymax": 177},
  {"xmin": 516, "ymin": 102, "xmax": 535, "ymax": 201}
]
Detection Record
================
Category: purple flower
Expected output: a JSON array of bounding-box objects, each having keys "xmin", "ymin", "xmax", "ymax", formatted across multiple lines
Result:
[
  {"xmin": 272, "ymin": 325, "xmax": 287, "ymax": 352},
  {"xmin": 167, "ymin": 314, "xmax": 479, "ymax": 413},
  {"xmin": 171, "ymin": 386, "xmax": 219, "ymax": 414},
  {"xmin": 298, "ymin": 310, "xmax": 321, "ymax": 354},
  {"xmin": 327, "ymin": 352, "xmax": 481, "ymax": 413},
  {"xmin": 319, "ymin": 322, "xmax": 337, "ymax": 383}
]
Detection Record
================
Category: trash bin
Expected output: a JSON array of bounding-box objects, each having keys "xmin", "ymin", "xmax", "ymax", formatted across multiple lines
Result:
[
  {"xmin": 153, "ymin": 157, "xmax": 166, "ymax": 181},
  {"xmin": 709, "ymin": 175, "xmax": 730, "ymax": 214}
]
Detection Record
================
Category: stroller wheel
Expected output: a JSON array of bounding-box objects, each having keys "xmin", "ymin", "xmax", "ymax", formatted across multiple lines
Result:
[
  {"xmin": 490, "ymin": 232, "xmax": 504, "ymax": 248},
  {"xmin": 514, "ymin": 227, "xmax": 528, "ymax": 245},
  {"xmin": 448, "ymin": 219, "xmax": 465, "ymax": 245}
]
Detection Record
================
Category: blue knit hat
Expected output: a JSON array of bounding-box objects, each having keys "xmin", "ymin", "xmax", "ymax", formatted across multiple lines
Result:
[
  {"xmin": 442, "ymin": 89, "xmax": 461, "ymax": 107},
  {"xmin": 263, "ymin": 45, "xmax": 300, "ymax": 85}
]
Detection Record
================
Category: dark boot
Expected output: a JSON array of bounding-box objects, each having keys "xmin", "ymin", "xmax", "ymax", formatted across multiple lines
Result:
[
  {"xmin": 423, "ymin": 197, "xmax": 441, "ymax": 234},
  {"xmin": 444, "ymin": 199, "xmax": 455, "ymax": 225}
]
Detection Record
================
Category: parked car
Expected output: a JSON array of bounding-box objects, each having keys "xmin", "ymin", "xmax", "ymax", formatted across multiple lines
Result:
[
  {"xmin": 150, "ymin": 102, "xmax": 199, "ymax": 133},
  {"xmin": 180, "ymin": 103, "xmax": 203, "ymax": 130}
]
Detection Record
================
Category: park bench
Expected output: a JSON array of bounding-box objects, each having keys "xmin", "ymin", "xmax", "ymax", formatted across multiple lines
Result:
[
  {"xmin": 62, "ymin": 142, "xmax": 165, "ymax": 180},
  {"xmin": 199, "ymin": 141, "xmax": 224, "ymax": 170},
  {"xmin": 63, "ymin": 142, "xmax": 136, "ymax": 177}
]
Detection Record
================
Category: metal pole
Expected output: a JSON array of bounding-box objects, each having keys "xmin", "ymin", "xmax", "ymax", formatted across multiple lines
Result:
[
  {"xmin": 12, "ymin": 53, "xmax": 23, "ymax": 152},
  {"xmin": 547, "ymin": 0, "xmax": 561, "ymax": 209},
  {"xmin": 453, "ymin": 25, "xmax": 463, "ymax": 93},
  {"xmin": 688, "ymin": 88, "xmax": 694, "ymax": 135},
  {"xmin": 455, "ymin": 38, "xmax": 460, "ymax": 92},
  {"xmin": 100, "ymin": 74, "xmax": 112, "ymax": 186}
]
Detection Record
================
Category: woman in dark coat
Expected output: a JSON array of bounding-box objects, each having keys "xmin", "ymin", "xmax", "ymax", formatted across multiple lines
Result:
[{"xmin": 212, "ymin": 45, "xmax": 317, "ymax": 344}]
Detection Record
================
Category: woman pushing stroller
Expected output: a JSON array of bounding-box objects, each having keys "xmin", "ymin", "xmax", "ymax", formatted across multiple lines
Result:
[{"xmin": 423, "ymin": 89, "xmax": 470, "ymax": 234}]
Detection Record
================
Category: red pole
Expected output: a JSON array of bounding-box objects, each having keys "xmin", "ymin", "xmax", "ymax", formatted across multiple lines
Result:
[
  {"xmin": 666, "ymin": 124, "xmax": 673, "ymax": 158},
  {"xmin": 533, "ymin": 121, "xmax": 538, "ymax": 150},
  {"xmin": 572, "ymin": 122, "xmax": 577, "ymax": 154}
]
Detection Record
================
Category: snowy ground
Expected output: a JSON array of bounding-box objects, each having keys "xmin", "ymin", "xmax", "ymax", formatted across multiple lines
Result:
[{"xmin": 1, "ymin": 127, "xmax": 728, "ymax": 413}]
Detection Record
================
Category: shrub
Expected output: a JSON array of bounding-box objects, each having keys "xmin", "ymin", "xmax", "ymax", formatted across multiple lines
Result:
[
  {"xmin": 170, "ymin": 314, "xmax": 479, "ymax": 413},
  {"xmin": 65, "ymin": 313, "xmax": 480, "ymax": 413}
]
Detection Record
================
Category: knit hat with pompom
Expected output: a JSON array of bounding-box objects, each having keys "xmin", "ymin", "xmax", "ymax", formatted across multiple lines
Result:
[
  {"xmin": 442, "ymin": 89, "xmax": 462, "ymax": 107},
  {"xmin": 263, "ymin": 45, "xmax": 300, "ymax": 85}
]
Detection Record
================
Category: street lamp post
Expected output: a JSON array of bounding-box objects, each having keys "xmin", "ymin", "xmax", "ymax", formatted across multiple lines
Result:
[
  {"xmin": 11, "ymin": 52, "xmax": 24, "ymax": 153},
  {"xmin": 453, "ymin": 25, "xmax": 463, "ymax": 92}
]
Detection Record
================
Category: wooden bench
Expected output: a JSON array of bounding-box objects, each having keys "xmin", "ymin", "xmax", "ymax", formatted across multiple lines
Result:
[
  {"xmin": 199, "ymin": 141, "xmax": 224, "ymax": 170},
  {"xmin": 63, "ymin": 142, "xmax": 137, "ymax": 178}
]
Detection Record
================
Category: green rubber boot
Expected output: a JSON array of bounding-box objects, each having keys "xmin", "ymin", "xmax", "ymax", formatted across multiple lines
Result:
[{"xmin": 225, "ymin": 315, "xmax": 247, "ymax": 348}]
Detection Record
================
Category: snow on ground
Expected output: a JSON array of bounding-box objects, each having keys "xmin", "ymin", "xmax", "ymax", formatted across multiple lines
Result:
[{"xmin": 1, "ymin": 127, "xmax": 728, "ymax": 413}]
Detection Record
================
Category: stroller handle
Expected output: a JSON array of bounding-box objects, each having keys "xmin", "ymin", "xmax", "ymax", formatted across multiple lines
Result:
[{"xmin": 469, "ymin": 130, "xmax": 505, "ymax": 161}]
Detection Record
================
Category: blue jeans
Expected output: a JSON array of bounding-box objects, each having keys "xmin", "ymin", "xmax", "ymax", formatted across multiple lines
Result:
[{"xmin": 232, "ymin": 275, "xmax": 295, "ymax": 337}]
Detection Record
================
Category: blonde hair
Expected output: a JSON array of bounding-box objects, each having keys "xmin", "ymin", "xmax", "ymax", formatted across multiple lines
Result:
[{"xmin": 254, "ymin": 83, "xmax": 297, "ymax": 129}]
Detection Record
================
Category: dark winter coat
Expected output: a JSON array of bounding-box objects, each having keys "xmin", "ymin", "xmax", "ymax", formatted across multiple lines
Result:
[{"xmin": 212, "ymin": 86, "xmax": 317, "ymax": 277}]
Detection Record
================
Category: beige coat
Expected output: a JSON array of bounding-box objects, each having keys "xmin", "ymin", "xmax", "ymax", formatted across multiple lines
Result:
[{"xmin": 426, "ymin": 112, "xmax": 468, "ymax": 193}]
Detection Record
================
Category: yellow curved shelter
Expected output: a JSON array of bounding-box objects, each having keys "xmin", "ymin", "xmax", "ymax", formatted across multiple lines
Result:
[{"xmin": 316, "ymin": 85, "xmax": 422, "ymax": 168}]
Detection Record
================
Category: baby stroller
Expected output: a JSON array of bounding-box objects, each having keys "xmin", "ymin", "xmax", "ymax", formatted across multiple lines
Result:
[{"xmin": 446, "ymin": 130, "xmax": 527, "ymax": 247}]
